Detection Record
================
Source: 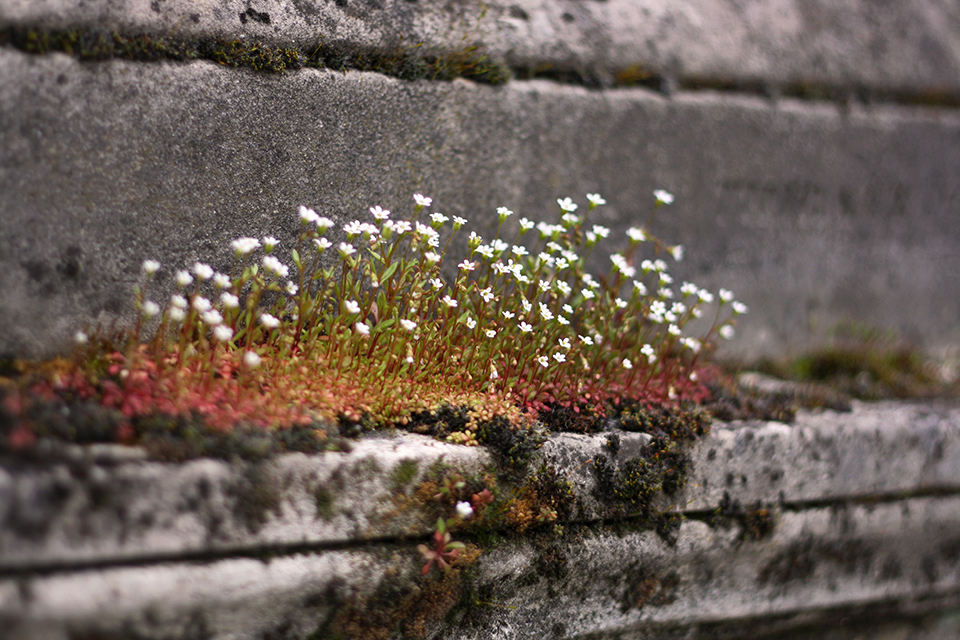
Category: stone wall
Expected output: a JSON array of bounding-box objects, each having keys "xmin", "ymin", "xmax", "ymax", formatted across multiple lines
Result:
[{"xmin": 2, "ymin": 0, "xmax": 960, "ymax": 360}]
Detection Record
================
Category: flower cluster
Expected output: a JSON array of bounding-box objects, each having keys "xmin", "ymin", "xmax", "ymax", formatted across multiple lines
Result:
[{"xmin": 69, "ymin": 191, "xmax": 745, "ymax": 430}]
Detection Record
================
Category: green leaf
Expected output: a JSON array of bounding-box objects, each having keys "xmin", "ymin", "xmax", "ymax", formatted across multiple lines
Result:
[
  {"xmin": 291, "ymin": 248, "xmax": 302, "ymax": 270},
  {"xmin": 381, "ymin": 261, "xmax": 400, "ymax": 282}
]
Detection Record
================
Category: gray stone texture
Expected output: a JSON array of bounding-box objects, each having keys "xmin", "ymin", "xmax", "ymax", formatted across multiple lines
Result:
[
  {"xmin": 4, "ymin": 403, "xmax": 960, "ymax": 639},
  {"xmin": 3, "ymin": 47, "xmax": 960, "ymax": 359}
]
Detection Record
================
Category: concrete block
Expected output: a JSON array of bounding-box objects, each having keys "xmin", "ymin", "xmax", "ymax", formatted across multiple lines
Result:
[{"xmin": 3, "ymin": 48, "xmax": 960, "ymax": 359}]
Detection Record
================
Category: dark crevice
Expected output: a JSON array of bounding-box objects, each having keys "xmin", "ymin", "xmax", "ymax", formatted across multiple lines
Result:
[{"xmin": 2, "ymin": 26, "xmax": 960, "ymax": 109}]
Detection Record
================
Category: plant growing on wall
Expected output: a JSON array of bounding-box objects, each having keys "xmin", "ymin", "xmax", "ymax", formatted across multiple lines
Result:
[{"xmin": 9, "ymin": 192, "xmax": 745, "ymax": 442}]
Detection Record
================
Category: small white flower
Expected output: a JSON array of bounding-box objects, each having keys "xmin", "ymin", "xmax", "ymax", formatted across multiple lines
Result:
[
  {"xmin": 422, "ymin": 251, "xmax": 440, "ymax": 264},
  {"xmin": 430, "ymin": 212, "xmax": 449, "ymax": 225},
  {"xmin": 720, "ymin": 325, "xmax": 736, "ymax": 340},
  {"xmin": 732, "ymin": 301, "xmax": 748, "ymax": 315},
  {"xmin": 370, "ymin": 205, "xmax": 391, "ymax": 220},
  {"xmin": 586, "ymin": 193, "xmax": 606, "ymax": 207},
  {"xmin": 692, "ymin": 307, "xmax": 704, "ymax": 318},
  {"xmin": 557, "ymin": 197, "xmax": 578, "ymax": 212},
  {"xmin": 502, "ymin": 310, "xmax": 515, "ymax": 319},
  {"xmin": 299, "ymin": 205, "xmax": 320, "ymax": 225},
  {"xmin": 615, "ymin": 298, "xmax": 628, "ymax": 309},
  {"xmin": 519, "ymin": 322, "xmax": 533, "ymax": 333},
  {"xmin": 285, "ymin": 281, "xmax": 299, "ymax": 296},
  {"xmin": 413, "ymin": 194, "xmax": 432, "ymax": 208},
  {"xmin": 192, "ymin": 296, "xmax": 212, "ymax": 313},
  {"xmin": 261, "ymin": 255, "xmax": 289, "ymax": 278},
  {"xmin": 581, "ymin": 289, "xmax": 595, "ymax": 300},
  {"xmin": 262, "ymin": 237, "xmax": 279, "ymax": 253},
  {"xmin": 592, "ymin": 225, "xmax": 610, "ymax": 238},
  {"xmin": 485, "ymin": 329, "xmax": 497, "ymax": 338},
  {"xmin": 654, "ymin": 259, "xmax": 668, "ymax": 272},
  {"xmin": 562, "ymin": 213, "xmax": 579, "ymax": 226},
  {"xmin": 553, "ymin": 352, "xmax": 566, "ymax": 363},
  {"xmin": 171, "ymin": 294, "xmax": 188, "ymax": 309},
  {"xmin": 622, "ymin": 358, "xmax": 633, "ymax": 369},
  {"xmin": 400, "ymin": 319, "xmax": 417, "ymax": 332},
  {"xmin": 201, "ymin": 309, "xmax": 222, "ymax": 326},
  {"xmin": 406, "ymin": 356, "xmax": 414, "ymax": 364},
  {"xmin": 231, "ymin": 237, "xmax": 260, "ymax": 256},
  {"xmin": 558, "ymin": 337, "xmax": 571, "ymax": 350},
  {"xmin": 558, "ymin": 316, "xmax": 570, "ymax": 325},
  {"xmin": 519, "ymin": 217, "xmax": 535, "ymax": 230},
  {"xmin": 75, "ymin": 330, "xmax": 89, "ymax": 344},
  {"xmin": 453, "ymin": 216, "xmax": 467, "ymax": 227},
  {"xmin": 243, "ymin": 351, "xmax": 262, "ymax": 368},
  {"xmin": 680, "ymin": 337, "xmax": 702, "ymax": 353},
  {"xmin": 497, "ymin": 206, "xmax": 513, "ymax": 218},
  {"xmin": 220, "ymin": 292, "xmax": 239, "ymax": 309},
  {"xmin": 260, "ymin": 312, "xmax": 280, "ymax": 329},
  {"xmin": 698, "ymin": 289, "xmax": 715, "ymax": 303},
  {"xmin": 355, "ymin": 322, "xmax": 370, "ymax": 336},
  {"xmin": 343, "ymin": 220, "xmax": 363, "ymax": 236},
  {"xmin": 213, "ymin": 325, "xmax": 233, "ymax": 342},
  {"xmin": 475, "ymin": 245, "xmax": 494, "ymax": 259},
  {"xmin": 442, "ymin": 295, "xmax": 458, "ymax": 308},
  {"xmin": 521, "ymin": 299, "xmax": 533, "ymax": 313},
  {"xmin": 142, "ymin": 260, "xmax": 161, "ymax": 276},
  {"xmin": 315, "ymin": 216, "xmax": 335, "ymax": 232},
  {"xmin": 464, "ymin": 316, "xmax": 477, "ymax": 329},
  {"xmin": 345, "ymin": 300, "xmax": 361, "ymax": 315},
  {"xmin": 658, "ymin": 288, "xmax": 674, "ymax": 299},
  {"xmin": 537, "ymin": 355, "xmax": 550, "ymax": 368},
  {"xmin": 313, "ymin": 238, "xmax": 332, "ymax": 251},
  {"xmin": 670, "ymin": 245, "xmax": 684, "ymax": 262},
  {"xmin": 538, "ymin": 280, "xmax": 551, "ymax": 292},
  {"xmin": 633, "ymin": 281, "xmax": 648, "ymax": 295},
  {"xmin": 490, "ymin": 367, "xmax": 499, "ymax": 380},
  {"xmin": 176, "ymin": 270, "xmax": 194, "ymax": 287},
  {"xmin": 660, "ymin": 273, "xmax": 674, "ymax": 285},
  {"xmin": 557, "ymin": 282, "xmax": 572, "ymax": 296},
  {"xmin": 458, "ymin": 259, "xmax": 477, "ymax": 271},
  {"xmin": 681, "ymin": 282, "xmax": 699, "ymax": 296},
  {"xmin": 511, "ymin": 245, "xmax": 529, "ymax": 257},
  {"xmin": 479, "ymin": 288, "xmax": 495, "ymax": 303},
  {"xmin": 169, "ymin": 307, "xmax": 186, "ymax": 322},
  {"xmin": 430, "ymin": 278, "xmax": 444, "ymax": 290},
  {"xmin": 578, "ymin": 335, "xmax": 594, "ymax": 345},
  {"xmin": 719, "ymin": 289, "xmax": 734, "ymax": 303},
  {"xmin": 563, "ymin": 304, "xmax": 574, "ymax": 314},
  {"xmin": 539, "ymin": 303, "xmax": 554, "ymax": 321},
  {"xmin": 142, "ymin": 300, "xmax": 160, "ymax": 318},
  {"xmin": 668, "ymin": 324, "xmax": 681, "ymax": 336},
  {"xmin": 338, "ymin": 242, "xmax": 356, "ymax": 258},
  {"xmin": 641, "ymin": 344, "xmax": 657, "ymax": 363},
  {"xmin": 654, "ymin": 189, "xmax": 674, "ymax": 205},
  {"xmin": 213, "ymin": 273, "xmax": 231, "ymax": 289},
  {"xmin": 456, "ymin": 501, "xmax": 474, "ymax": 519}
]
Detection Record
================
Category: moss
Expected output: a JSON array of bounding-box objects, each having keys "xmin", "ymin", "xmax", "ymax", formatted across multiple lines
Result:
[
  {"xmin": 392, "ymin": 458, "xmax": 420, "ymax": 492},
  {"xmin": 712, "ymin": 491, "xmax": 777, "ymax": 541},
  {"xmin": 313, "ymin": 485, "xmax": 336, "ymax": 521}
]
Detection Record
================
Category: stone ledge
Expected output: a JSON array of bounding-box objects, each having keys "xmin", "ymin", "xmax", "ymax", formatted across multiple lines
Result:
[
  {"xmin": 3, "ymin": 401, "xmax": 960, "ymax": 638},
  {"xmin": 3, "ymin": 48, "xmax": 960, "ymax": 360},
  {"xmin": 2, "ymin": 0, "xmax": 959, "ymax": 95}
]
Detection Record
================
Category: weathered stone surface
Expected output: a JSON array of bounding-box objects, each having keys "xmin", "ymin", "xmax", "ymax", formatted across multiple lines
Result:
[
  {"xmin": 2, "ymin": 0, "xmax": 960, "ymax": 94},
  {"xmin": 3, "ymin": 48, "xmax": 960, "ymax": 359}
]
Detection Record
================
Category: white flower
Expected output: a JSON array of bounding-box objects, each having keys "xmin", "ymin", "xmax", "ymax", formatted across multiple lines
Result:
[
  {"xmin": 424, "ymin": 252, "xmax": 441, "ymax": 264},
  {"xmin": 521, "ymin": 299, "xmax": 532, "ymax": 313},
  {"xmin": 633, "ymin": 281, "xmax": 648, "ymax": 295},
  {"xmin": 537, "ymin": 355, "xmax": 550, "ymax": 368},
  {"xmin": 370, "ymin": 205, "xmax": 391, "ymax": 220},
  {"xmin": 519, "ymin": 322, "xmax": 533, "ymax": 333},
  {"xmin": 142, "ymin": 300, "xmax": 160, "ymax": 318},
  {"xmin": 400, "ymin": 319, "xmax": 417, "ymax": 332},
  {"xmin": 539, "ymin": 303, "xmax": 554, "ymax": 321},
  {"xmin": 490, "ymin": 367, "xmax": 499, "ymax": 380},
  {"xmin": 680, "ymin": 337, "xmax": 701, "ymax": 353},
  {"xmin": 622, "ymin": 358, "xmax": 633, "ymax": 369},
  {"xmin": 453, "ymin": 216, "xmax": 467, "ymax": 227},
  {"xmin": 479, "ymin": 288, "xmax": 495, "ymax": 303},
  {"xmin": 641, "ymin": 344, "xmax": 657, "ymax": 363},
  {"xmin": 213, "ymin": 325, "xmax": 233, "ymax": 342},
  {"xmin": 299, "ymin": 205, "xmax": 320, "ymax": 225},
  {"xmin": 176, "ymin": 270, "xmax": 193, "ymax": 287},
  {"xmin": 497, "ymin": 206, "xmax": 513, "ymax": 218},
  {"xmin": 658, "ymin": 288, "xmax": 674, "ymax": 299},
  {"xmin": 338, "ymin": 242, "xmax": 356, "ymax": 258},
  {"xmin": 581, "ymin": 289, "xmax": 595, "ymax": 300},
  {"xmin": 345, "ymin": 300, "xmax": 361, "ymax": 315},
  {"xmin": 732, "ymin": 301, "xmax": 748, "ymax": 315},
  {"xmin": 343, "ymin": 220, "xmax": 363, "ymax": 236},
  {"xmin": 586, "ymin": 193, "xmax": 606, "ymax": 207},
  {"xmin": 430, "ymin": 278, "xmax": 444, "ymax": 290},
  {"xmin": 578, "ymin": 335, "xmax": 594, "ymax": 345},
  {"xmin": 260, "ymin": 312, "xmax": 280, "ymax": 329},
  {"xmin": 615, "ymin": 298, "xmax": 628, "ymax": 309},
  {"xmin": 562, "ymin": 304, "xmax": 573, "ymax": 314},
  {"xmin": 430, "ymin": 212, "xmax": 449, "ymax": 225},
  {"xmin": 214, "ymin": 273, "xmax": 231, "ymax": 289},
  {"xmin": 458, "ymin": 259, "xmax": 477, "ymax": 271},
  {"xmin": 464, "ymin": 316, "xmax": 477, "ymax": 329},
  {"xmin": 558, "ymin": 316, "xmax": 570, "ymax": 325},
  {"xmin": 553, "ymin": 352, "xmax": 566, "ymax": 363},
  {"xmin": 562, "ymin": 213, "xmax": 579, "ymax": 226},
  {"xmin": 314, "ymin": 238, "xmax": 332, "ymax": 251},
  {"xmin": 262, "ymin": 237, "xmax": 279, "ymax": 253},
  {"xmin": 475, "ymin": 245, "xmax": 494, "ymax": 259},
  {"xmin": 243, "ymin": 351, "xmax": 261, "ymax": 368},
  {"xmin": 315, "ymin": 216, "xmax": 335, "ymax": 232},
  {"xmin": 654, "ymin": 189, "xmax": 674, "ymax": 205},
  {"xmin": 171, "ymin": 294, "xmax": 188, "ymax": 309},
  {"xmin": 355, "ymin": 322, "xmax": 370, "ymax": 336},
  {"xmin": 74, "ymin": 330, "xmax": 89, "ymax": 344},
  {"xmin": 519, "ymin": 217, "xmax": 535, "ymax": 230},
  {"xmin": 169, "ymin": 307, "xmax": 186, "ymax": 322},
  {"xmin": 557, "ymin": 197, "xmax": 578, "ymax": 212},
  {"xmin": 626, "ymin": 227, "xmax": 646, "ymax": 243},
  {"xmin": 654, "ymin": 259, "xmax": 668, "ymax": 272},
  {"xmin": 192, "ymin": 296, "xmax": 212, "ymax": 313},
  {"xmin": 485, "ymin": 329, "xmax": 497, "ymax": 338},
  {"xmin": 670, "ymin": 245, "xmax": 684, "ymax": 262},
  {"xmin": 692, "ymin": 308, "xmax": 704, "ymax": 318},
  {"xmin": 285, "ymin": 281, "xmax": 299, "ymax": 296},
  {"xmin": 220, "ymin": 292, "xmax": 239, "ymax": 309},
  {"xmin": 538, "ymin": 280, "xmax": 551, "ymax": 292},
  {"xmin": 511, "ymin": 245, "xmax": 529, "ymax": 257},
  {"xmin": 668, "ymin": 324, "xmax": 681, "ymax": 336},
  {"xmin": 414, "ymin": 194, "xmax": 432, "ymax": 208},
  {"xmin": 720, "ymin": 325, "xmax": 736, "ymax": 340},
  {"xmin": 456, "ymin": 501, "xmax": 474, "ymax": 519},
  {"xmin": 201, "ymin": 310, "xmax": 223, "ymax": 326},
  {"xmin": 660, "ymin": 272, "xmax": 674, "ymax": 285},
  {"xmin": 592, "ymin": 225, "xmax": 610, "ymax": 238},
  {"xmin": 502, "ymin": 310, "xmax": 515, "ymax": 319},
  {"xmin": 555, "ymin": 258, "xmax": 570, "ymax": 271},
  {"xmin": 558, "ymin": 338, "xmax": 571, "ymax": 350},
  {"xmin": 491, "ymin": 239, "xmax": 509, "ymax": 254},
  {"xmin": 231, "ymin": 237, "xmax": 260, "ymax": 256},
  {"xmin": 556, "ymin": 281, "xmax": 572, "ymax": 296},
  {"xmin": 262, "ymin": 256, "xmax": 289, "ymax": 278},
  {"xmin": 442, "ymin": 295, "xmax": 458, "ymax": 308},
  {"xmin": 142, "ymin": 260, "xmax": 161, "ymax": 276},
  {"xmin": 681, "ymin": 282, "xmax": 699, "ymax": 296},
  {"xmin": 719, "ymin": 289, "xmax": 734, "ymax": 303},
  {"xmin": 698, "ymin": 289, "xmax": 715, "ymax": 303}
]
